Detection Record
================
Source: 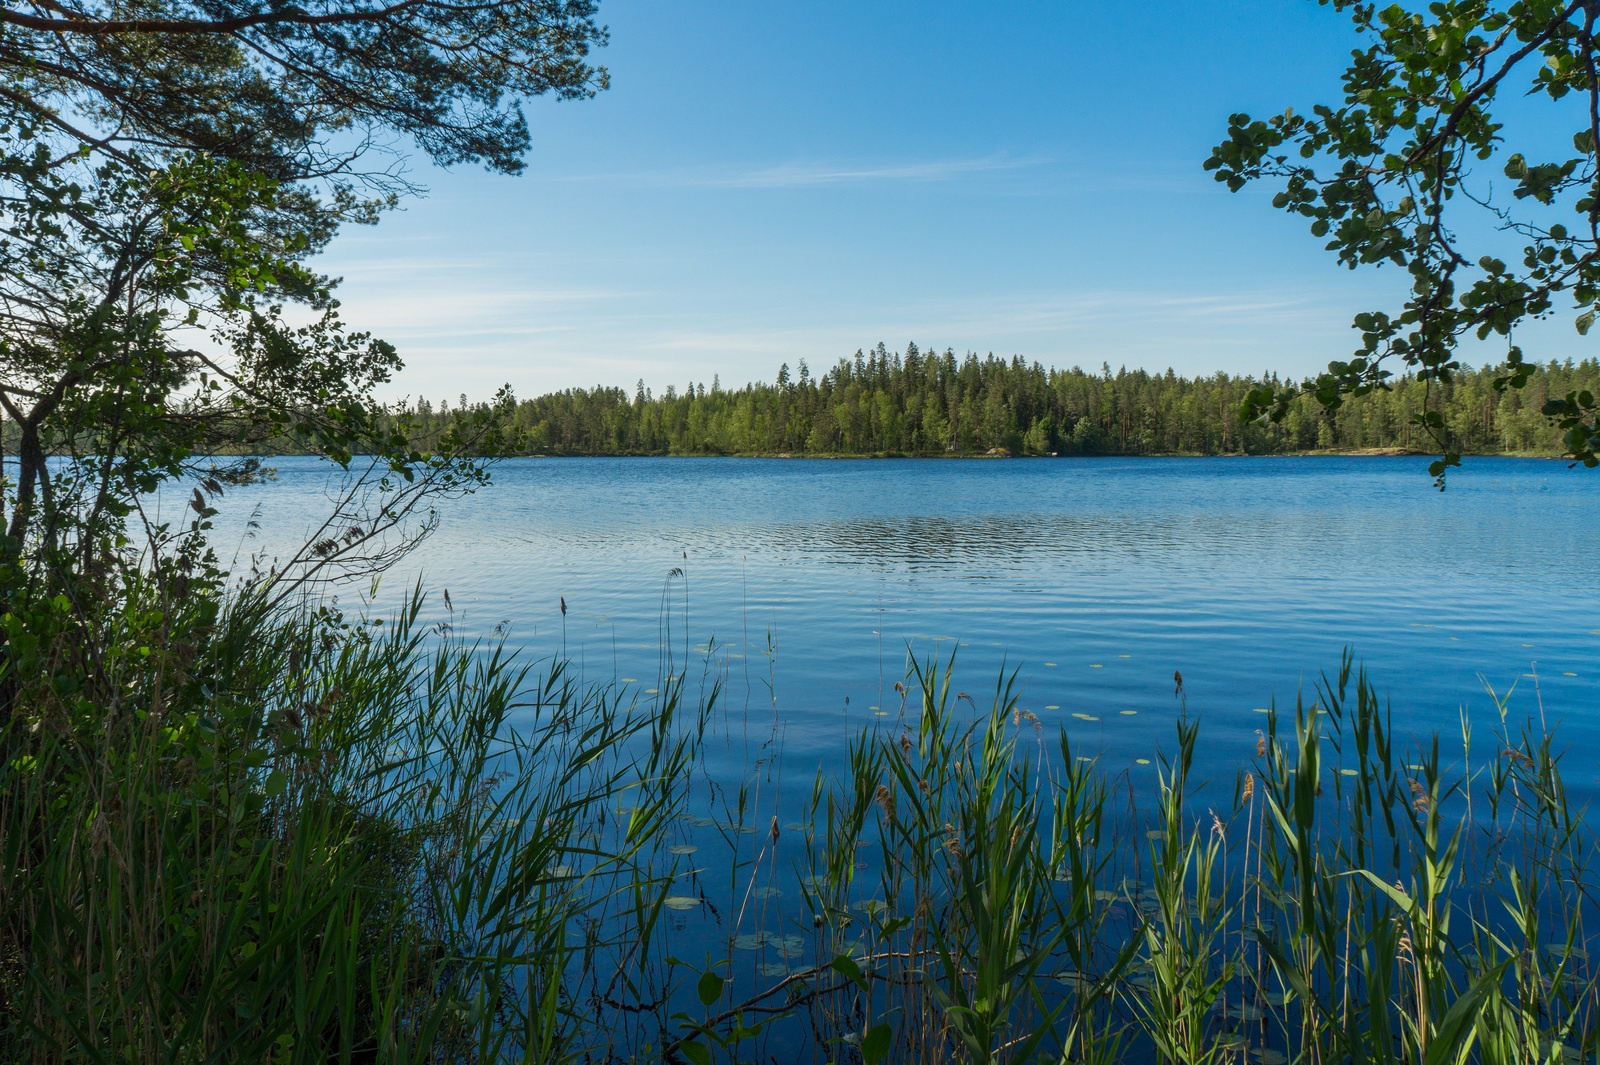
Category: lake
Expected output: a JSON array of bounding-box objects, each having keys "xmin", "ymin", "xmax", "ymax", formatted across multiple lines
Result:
[{"xmin": 214, "ymin": 454, "xmax": 1600, "ymax": 797}]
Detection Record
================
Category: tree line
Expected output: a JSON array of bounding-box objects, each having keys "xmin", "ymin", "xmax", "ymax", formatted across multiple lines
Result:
[{"xmin": 402, "ymin": 343, "xmax": 1600, "ymax": 457}]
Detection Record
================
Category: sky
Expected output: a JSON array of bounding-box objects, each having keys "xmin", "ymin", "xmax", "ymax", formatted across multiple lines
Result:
[{"xmin": 313, "ymin": 0, "xmax": 1586, "ymax": 402}]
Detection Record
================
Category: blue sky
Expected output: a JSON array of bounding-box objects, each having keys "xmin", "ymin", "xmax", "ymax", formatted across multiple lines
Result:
[{"xmin": 315, "ymin": 0, "xmax": 1568, "ymax": 401}]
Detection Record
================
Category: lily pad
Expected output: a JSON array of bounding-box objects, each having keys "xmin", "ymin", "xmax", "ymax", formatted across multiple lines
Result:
[
  {"xmin": 1072, "ymin": 712, "xmax": 1098, "ymax": 721},
  {"xmin": 1120, "ymin": 709, "xmax": 1137, "ymax": 716},
  {"xmin": 758, "ymin": 962, "xmax": 790, "ymax": 978},
  {"xmin": 668, "ymin": 844, "xmax": 699, "ymax": 856},
  {"xmin": 733, "ymin": 931, "xmax": 776, "ymax": 951},
  {"xmin": 663, "ymin": 895, "xmax": 699, "ymax": 911},
  {"xmin": 751, "ymin": 886, "xmax": 782, "ymax": 900}
]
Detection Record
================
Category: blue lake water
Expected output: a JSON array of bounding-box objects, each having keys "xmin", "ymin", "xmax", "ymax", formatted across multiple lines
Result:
[{"xmin": 215, "ymin": 454, "xmax": 1600, "ymax": 797}]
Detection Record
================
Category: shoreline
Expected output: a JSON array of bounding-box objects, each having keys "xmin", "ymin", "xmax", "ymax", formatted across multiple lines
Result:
[{"xmin": 190, "ymin": 447, "xmax": 1570, "ymax": 461}]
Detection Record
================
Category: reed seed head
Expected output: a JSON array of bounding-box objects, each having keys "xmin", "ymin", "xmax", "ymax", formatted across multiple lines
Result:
[{"xmin": 875, "ymin": 784, "xmax": 895, "ymax": 823}]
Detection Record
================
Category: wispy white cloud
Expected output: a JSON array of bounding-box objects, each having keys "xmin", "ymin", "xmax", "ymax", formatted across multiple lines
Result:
[
  {"xmin": 710, "ymin": 155, "xmax": 1042, "ymax": 188},
  {"xmin": 550, "ymin": 154, "xmax": 1047, "ymax": 189}
]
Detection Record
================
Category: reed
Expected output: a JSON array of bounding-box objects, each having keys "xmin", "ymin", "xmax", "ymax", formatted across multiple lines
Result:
[
  {"xmin": 0, "ymin": 581, "xmax": 704, "ymax": 1063},
  {"xmin": 685, "ymin": 651, "xmax": 1599, "ymax": 1065},
  {"xmin": 4, "ymin": 568, "xmax": 1593, "ymax": 1065}
]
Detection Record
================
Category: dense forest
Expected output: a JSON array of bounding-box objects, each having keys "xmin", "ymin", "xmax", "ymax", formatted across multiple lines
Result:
[{"xmin": 405, "ymin": 343, "xmax": 1600, "ymax": 457}]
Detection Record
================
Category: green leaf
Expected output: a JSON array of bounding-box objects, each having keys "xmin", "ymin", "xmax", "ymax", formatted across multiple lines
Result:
[
  {"xmin": 862, "ymin": 1023, "xmax": 892, "ymax": 1064},
  {"xmin": 263, "ymin": 769, "xmax": 288, "ymax": 797},
  {"xmin": 696, "ymin": 969, "xmax": 725, "ymax": 1007},
  {"xmin": 1421, "ymin": 960, "xmax": 1508, "ymax": 1065},
  {"xmin": 828, "ymin": 954, "xmax": 867, "ymax": 992},
  {"xmin": 679, "ymin": 1040, "xmax": 711, "ymax": 1065}
]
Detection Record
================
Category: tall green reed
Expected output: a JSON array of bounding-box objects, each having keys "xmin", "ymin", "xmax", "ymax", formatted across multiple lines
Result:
[
  {"xmin": 680, "ymin": 649, "xmax": 1598, "ymax": 1065},
  {"xmin": 0, "ymin": 582, "xmax": 705, "ymax": 1063}
]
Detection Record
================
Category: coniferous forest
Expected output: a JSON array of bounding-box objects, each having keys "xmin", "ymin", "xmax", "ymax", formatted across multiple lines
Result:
[{"xmin": 403, "ymin": 343, "xmax": 1600, "ymax": 457}]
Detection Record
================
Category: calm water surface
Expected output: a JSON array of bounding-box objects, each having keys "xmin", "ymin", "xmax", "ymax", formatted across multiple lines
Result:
[{"xmin": 215, "ymin": 455, "xmax": 1600, "ymax": 795}]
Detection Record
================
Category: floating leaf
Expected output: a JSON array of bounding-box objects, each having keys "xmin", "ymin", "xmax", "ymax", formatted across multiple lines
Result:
[
  {"xmin": 1136, "ymin": 758, "xmax": 1151, "ymax": 765},
  {"xmin": 1053, "ymin": 968, "xmax": 1089, "ymax": 988},
  {"xmin": 663, "ymin": 896, "xmax": 699, "ymax": 911},
  {"xmin": 1120, "ymin": 709, "xmax": 1137, "ymax": 716},
  {"xmin": 668, "ymin": 844, "xmax": 699, "ymax": 855},
  {"xmin": 734, "ymin": 932, "xmax": 776, "ymax": 950}
]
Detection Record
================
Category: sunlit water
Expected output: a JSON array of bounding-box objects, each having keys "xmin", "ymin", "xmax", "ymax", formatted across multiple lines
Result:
[
  {"xmin": 206, "ymin": 454, "xmax": 1600, "ymax": 795},
  {"xmin": 193, "ymin": 454, "xmax": 1600, "ymax": 1050}
]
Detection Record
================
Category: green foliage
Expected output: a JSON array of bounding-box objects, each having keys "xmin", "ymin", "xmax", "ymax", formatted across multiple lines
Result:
[
  {"xmin": 0, "ymin": 579, "xmax": 701, "ymax": 1062},
  {"xmin": 1207, "ymin": 0, "xmax": 1600, "ymax": 479},
  {"xmin": 660, "ymin": 650, "xmax": 1600, "ymax": 1065},
  {"xmin": 0, "ymin": 0, "xmax": 608, "ymax": 183},
  {"xmin": 398, "ymin": 343, "xmax": 1600, "ymax": 459}
]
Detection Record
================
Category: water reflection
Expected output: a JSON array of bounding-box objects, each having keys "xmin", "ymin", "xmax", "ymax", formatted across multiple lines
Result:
[{"xmin": 206, "ymin": 455, "xmax": 1600, "ymax": 786}]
